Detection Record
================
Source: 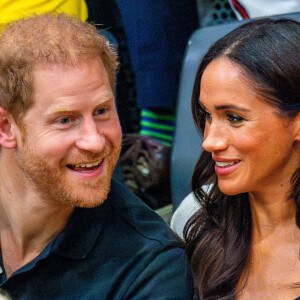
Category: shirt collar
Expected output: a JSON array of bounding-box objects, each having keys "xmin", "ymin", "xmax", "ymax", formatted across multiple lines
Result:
[{"xmin": 51, "ymin": 196, "xmax": 112, "ymax": 259}]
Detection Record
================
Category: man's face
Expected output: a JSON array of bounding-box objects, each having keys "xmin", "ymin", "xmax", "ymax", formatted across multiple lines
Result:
[{"xmin": 15, "ymin": 58, "xmax": 122, "ymax": 208}]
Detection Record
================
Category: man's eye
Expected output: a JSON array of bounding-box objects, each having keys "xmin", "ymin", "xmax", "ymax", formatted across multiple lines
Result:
[
  {"xmin": 96, "ymin": 108, "xmax": 106, "ymax": 115},
  {"xmin": 226, "ymin": 114, "xmax": 244, "ymax": 124},
  {"xmin": 59, "ymin": 117, "xmax": 71, "ymax": 124}
]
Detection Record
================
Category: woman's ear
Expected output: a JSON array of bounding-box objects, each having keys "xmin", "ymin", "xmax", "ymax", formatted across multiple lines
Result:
[
  {"xmin": 0, "ymin": 107, "xmax": 17, "ymax": 149},
  {"xmin": 294, "ymin": 111, "xmax": 300, "ymax": 142}
]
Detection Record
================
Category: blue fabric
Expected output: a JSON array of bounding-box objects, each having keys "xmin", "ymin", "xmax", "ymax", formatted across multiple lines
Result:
[
  {"xmin": 0, "ymin": 179, "xmax": 193, "ymax": 299},
  {"xmin": 115, "ymin": 0, "xmax": 198, "ymax": 108}
]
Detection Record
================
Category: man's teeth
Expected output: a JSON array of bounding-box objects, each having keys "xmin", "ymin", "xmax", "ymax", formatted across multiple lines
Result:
[
  {"xmin": 216, "ymin": 161, "xmax": 236, "ymax": 167},
  {"xmin": 74, "ymin": 161, "xmax": 100, "ymax": 168}
]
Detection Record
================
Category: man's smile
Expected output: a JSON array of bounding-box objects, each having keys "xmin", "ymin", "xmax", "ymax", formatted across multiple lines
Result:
[{"xmin": 67, "ymin": 160, "xmax": 103, "ymax": 172}]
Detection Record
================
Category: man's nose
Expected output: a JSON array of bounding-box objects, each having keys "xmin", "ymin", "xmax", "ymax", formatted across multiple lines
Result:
[
  {"xmin": 75, "ymin": 119, "xmax": 105, "ymax": 153},
  {"xmin": 202, "ymin": 123, "xmax": 229, "ymax": 153}
]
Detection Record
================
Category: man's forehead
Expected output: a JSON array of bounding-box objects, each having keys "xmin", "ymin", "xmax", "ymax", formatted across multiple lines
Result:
[
  {"xmin": 28, "ymin": 59, "xmax": 114, "ymax": 116},
  {"xmin": 32, "ymin": 57, "xmax": 109, "ymax": 89}
]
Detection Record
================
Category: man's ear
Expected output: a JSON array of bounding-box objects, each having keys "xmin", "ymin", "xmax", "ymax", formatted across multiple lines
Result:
[{"xmin": 0, "ymin": 107, "xmax": 17, "ymax": 149}]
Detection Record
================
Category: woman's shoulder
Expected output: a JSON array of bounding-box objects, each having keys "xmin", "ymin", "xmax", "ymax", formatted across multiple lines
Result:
[
  {"xmin": 170, "ymin": 184, "xmax": 213, "ymax": 239},
  {"xmin": 170, "ymin": 192, "xmax": 200, "ymax": 239}
]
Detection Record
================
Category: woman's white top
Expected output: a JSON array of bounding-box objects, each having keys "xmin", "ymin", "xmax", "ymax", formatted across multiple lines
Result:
[
  {"xmin": 170, "ymin": 193, "xmax": 201, "ymax": 239},
  {"xmin": 170, "ymin": 184, "xmax": 213, "ymax": 239}
]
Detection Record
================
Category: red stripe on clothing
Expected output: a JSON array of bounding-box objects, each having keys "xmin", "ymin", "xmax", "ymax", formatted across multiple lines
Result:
[{"xmin": 231, "ymin": 0, "xmax": 249, "ymax": 19}]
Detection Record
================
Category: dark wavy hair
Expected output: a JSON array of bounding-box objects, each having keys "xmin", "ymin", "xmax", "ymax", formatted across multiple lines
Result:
[{"xmin": 184, "ymin": 17, "xmax": 300, "ymax": 299}]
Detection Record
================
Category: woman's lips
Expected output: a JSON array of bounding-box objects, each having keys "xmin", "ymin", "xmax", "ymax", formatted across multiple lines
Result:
[{"xmin": 214, "ymin": 159, "xmax": 241, "ymax": 175}]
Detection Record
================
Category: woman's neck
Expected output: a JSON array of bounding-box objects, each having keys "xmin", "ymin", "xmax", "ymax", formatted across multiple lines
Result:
[
  {"xmin": 236, "ymin": 192, "xmax": 300, "ymax": 300},
  {"xmin": 248, "ymin": 190, "xmax": 296, "ymax": 239}
]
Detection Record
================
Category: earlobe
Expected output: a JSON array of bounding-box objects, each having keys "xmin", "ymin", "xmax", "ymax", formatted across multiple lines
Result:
[
  {"xmin": 0, "ymin": 107, "xmax": 17, "ymax": 149},
  {"xmin": 294, "ymin": 111, "xmax": 300, "ymax": 142}
]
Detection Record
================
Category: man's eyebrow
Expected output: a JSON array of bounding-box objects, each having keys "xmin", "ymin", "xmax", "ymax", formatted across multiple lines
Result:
[
  {"xmin": 47, "ymin": 96, "xmax": 115, "ymax": 114},
  {"xmin": 48, "ymin": 107, "xmax": 72, "ymax": 114}
]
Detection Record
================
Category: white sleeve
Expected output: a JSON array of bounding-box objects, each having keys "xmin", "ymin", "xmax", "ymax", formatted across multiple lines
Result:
[{"xmin": 170, "ymin": 192, "xmax": 201, "ymax": 239}]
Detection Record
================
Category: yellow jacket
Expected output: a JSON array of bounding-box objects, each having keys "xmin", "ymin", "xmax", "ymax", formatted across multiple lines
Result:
[{"xmin": 0, "ymin": 0, "xmax": 88, "ymax": 31}]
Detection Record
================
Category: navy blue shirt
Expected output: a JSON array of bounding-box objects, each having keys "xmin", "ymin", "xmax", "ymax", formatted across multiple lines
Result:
[{"xmin": 0, "ymin": 179, "xmax": 193, "ymax": 299}]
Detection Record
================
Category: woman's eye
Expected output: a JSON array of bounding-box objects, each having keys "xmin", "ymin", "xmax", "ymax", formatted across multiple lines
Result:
[{"xmin": 226, "ymin": 114, "xmax": 244, "ymax": 124}]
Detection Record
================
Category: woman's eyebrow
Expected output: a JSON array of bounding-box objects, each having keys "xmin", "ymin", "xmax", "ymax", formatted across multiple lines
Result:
[
  {"xmin": 199, "ymin": 100, "xmax": 250, "ymax": 112},
  {"xmin": 214, "ymin": 104, "xmax": 251, "ymax": 112}
]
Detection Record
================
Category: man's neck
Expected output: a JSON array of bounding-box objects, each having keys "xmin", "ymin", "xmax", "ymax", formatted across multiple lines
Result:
[
  {"xmin": 0, "ymin": 204, "xmax": 73, "ymax": 278},
  {"xmin": 0, "ymin": 151, "xmax": 74, "ymax": 278}
]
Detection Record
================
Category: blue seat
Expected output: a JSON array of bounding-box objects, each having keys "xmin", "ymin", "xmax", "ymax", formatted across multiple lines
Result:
[{"xmin": 171, "ymin": 12, "xmax": 300, "ymax": 209}]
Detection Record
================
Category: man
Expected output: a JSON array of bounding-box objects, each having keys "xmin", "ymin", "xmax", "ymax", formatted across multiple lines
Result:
[{"xmin": 0, "ymin": 13, "xmax": 193, "ymax": 299}]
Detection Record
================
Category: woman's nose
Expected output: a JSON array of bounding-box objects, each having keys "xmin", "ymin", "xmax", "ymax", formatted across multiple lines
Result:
[{"xmin": 202, "ymin": 123, "xmax": 229, "ymax": 153}]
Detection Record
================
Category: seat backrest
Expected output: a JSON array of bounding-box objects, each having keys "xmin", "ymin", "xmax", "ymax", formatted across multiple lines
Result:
[{"xmin": 171, "ymin": 12, "xmax": 300, "ymax": 209}]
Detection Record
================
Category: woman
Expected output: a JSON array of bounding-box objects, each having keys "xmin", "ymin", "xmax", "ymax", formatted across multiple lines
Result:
[{"xmin": 184, "ymin": 18, "xmax": 300, "ymax": 299}]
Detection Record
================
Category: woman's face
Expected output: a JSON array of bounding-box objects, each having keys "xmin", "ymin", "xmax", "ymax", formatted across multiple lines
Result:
[{"xmin": 199, "ymin": 57, "xmax": 300, "ymax": 196}]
